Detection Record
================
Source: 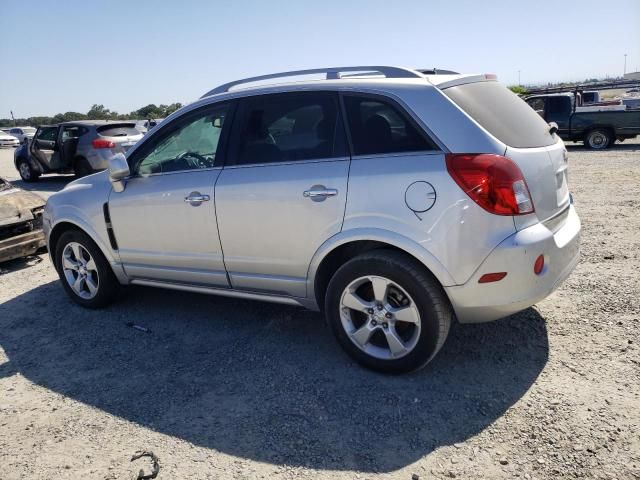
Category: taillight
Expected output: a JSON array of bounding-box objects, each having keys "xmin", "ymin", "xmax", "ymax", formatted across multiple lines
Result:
[
  {"xmin": 445, "ymin": 153, "xmax": 535, "ymax": 215},
  {"xmin": 92, "ymin": 138, "xmax": 115, "ymax": 149}
]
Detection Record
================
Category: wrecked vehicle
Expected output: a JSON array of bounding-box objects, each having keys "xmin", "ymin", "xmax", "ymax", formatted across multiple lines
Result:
[{"xmin": 0, "ymin": 177, "xmax": 46, "ymax": 263}]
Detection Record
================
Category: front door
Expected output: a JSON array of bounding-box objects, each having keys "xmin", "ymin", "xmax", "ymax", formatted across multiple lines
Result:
[
  {"xmin": 215, "ymin": 92, "xmax": 349, "ymax": 298},
  {"xmin": 109, "ymin": 103, "xmax": 232, "ymax": 287},
  {"xmin": 31, "ymin": 126, "xmax": 60, "ymax": 168}
]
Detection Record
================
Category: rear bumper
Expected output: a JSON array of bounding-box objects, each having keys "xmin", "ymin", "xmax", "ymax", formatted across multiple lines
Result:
[
  {"xmin": 445, "ymin": 204, "xmax": 581, "ymax": 323},
  {"xmin": 0, "ymin": 229, "xmax": 46, "ymax": 263}
]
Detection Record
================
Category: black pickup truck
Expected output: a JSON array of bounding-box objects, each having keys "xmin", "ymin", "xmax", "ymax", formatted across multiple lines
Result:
[{"xmin": 524, "ymin": 93, "xmax": 640, "ymax": 149}]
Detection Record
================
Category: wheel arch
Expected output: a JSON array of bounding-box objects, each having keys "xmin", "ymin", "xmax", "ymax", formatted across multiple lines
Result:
[
  {"xmin": 48, "ymin": 218, "xmax": 126, "ymax": 282},
  {"xmin": 308, "ymin": 229, "xmax": 456, "ymax": 311},
  {"xmin": 584, "ymin": 125, "xmax": 615, "ymax": 142}
]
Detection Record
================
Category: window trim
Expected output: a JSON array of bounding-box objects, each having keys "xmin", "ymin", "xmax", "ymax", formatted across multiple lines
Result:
[
  {"xmin": 127, "ymin": 101, "xmax": 236, "ymax": 177},
  {"xmin": 225, "ymin": 91, "xmax": 349, "ymax": 168}
]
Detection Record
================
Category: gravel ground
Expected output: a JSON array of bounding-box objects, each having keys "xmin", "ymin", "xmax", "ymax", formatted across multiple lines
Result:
[{"xmin": 0, "ymin": 144, "xmax": 638, "ymax": 479}]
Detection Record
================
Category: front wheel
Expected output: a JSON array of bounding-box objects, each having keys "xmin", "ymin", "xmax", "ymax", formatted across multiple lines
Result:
[
  {"xmin": 325, "ymin": 250, "xmax": 452, "ymax": 374},
  {"xmin": 584, "ymin": 129, "xmax": 613, "ymax": 150},
  {"xmin": 54, "ymin": 230, "xmax": 118, "ymax": 308},
  {"xmin": 17, "ymin": 158, "xmax": 39, "ymax": 182}
]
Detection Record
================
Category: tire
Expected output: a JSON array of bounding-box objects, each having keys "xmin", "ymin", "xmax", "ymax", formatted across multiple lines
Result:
[
  {"xmin": 17, "ymin": 158, "xmax": 39, "ymax": 182},
  {"xmin": 584, "ymin": 129, "xmax": 613, "ymax": 150},
  {"xmin": 54, "ymin": 229, "xmax": 118, "ymax": 309},
  {"xmin": 325, "ymin": 250, "xmax": 452, "ymax": 374},
  {"xmin": 74, "ymin": 157, "xmax": 93, "ymax": 178}
]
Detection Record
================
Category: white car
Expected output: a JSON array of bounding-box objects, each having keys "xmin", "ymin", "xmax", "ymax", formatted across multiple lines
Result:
[
  {"xmin": 0, "ymin": 130, "xmax": 20, "ymax": 148},
  {"xmin": 8, "ymin": 126, "xmax": 37, "ymax": 144}
]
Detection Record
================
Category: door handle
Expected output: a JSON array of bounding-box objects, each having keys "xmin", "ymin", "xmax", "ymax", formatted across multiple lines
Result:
[
  {"xmin": 184, "ymin": 192, "xmax": 210, "ymax": 206},
  {"xmin": 303, "ymin": 186, "xmax": 338, "ymax": 201}
]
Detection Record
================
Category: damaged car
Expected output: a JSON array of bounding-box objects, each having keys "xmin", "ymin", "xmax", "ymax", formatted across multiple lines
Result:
[{"xmin": 0, "ymin": 177, "xmax": 46, "ymax": 263}]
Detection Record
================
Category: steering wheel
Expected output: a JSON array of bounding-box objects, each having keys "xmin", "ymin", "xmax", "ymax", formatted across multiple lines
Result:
[{"xmin": 176, "ymin": 151, "xmax": 211, "ymax": 169}]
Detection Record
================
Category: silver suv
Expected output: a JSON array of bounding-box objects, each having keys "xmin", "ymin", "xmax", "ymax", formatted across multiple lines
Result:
[{"xmin": 43, "ymin": 66, "xmax": 581, "ymax": 373}]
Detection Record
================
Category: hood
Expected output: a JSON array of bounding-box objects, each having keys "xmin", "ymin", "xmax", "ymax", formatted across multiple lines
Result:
[{"xmin": 0, "ymin": 186, "xmax": 45, "ymax": 227}]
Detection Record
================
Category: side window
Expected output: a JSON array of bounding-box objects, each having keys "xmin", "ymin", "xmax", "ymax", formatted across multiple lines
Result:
[
  {"xmin": 527, "ymin": 98, "xmax": 546, "ymax": 118},
  {"xmin": 62, "ymin": 126, "xmax": 86, "ymax": 140},
  {"xmin": 233, "ymin": 92, "xmax": 346, "ymax": 166},
  {"xmin": 343, "ymin": 95, "xmax": 437, "ymax": 156},
  {"xmin": 36, "ymin": 127, "xmax": 58, "ymax": 142},
  {"xmin": 10, "ymin": 128, "xmax": 19, "ymax": 134},
  {"xmin": 134, "ymin": 104, "xmax": 229, "ymax": 175},
  {"xmin": 547, "ymin": 96, "xmax": 570, "ymax": 115}
]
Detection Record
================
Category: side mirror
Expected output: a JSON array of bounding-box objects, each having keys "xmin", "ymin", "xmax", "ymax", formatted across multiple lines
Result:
[{"xmin": 108, "ymin": 153, "xmax": 130, "ymax": 193}]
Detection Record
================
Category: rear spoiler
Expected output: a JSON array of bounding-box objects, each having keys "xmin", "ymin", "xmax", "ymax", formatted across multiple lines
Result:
[{"xmin": 427, "ymin": 73, "xmax": 499, "ymax": 90}]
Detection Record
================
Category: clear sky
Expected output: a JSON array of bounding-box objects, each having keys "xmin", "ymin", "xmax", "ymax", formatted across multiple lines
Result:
[{"xmin": 1, "ymin": 0, "xmax": 638, "ymax": 118}]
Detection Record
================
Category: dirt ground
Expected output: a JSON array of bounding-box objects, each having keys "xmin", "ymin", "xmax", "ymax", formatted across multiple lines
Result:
[{"xmin": 0, "ymin": 144, "xmax": 638, "ymax": 480}]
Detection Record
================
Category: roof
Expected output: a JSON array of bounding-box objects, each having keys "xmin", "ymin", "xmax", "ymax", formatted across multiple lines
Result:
[
  {"xmin": 199, "ymin": 66, "xmax": 486, "ymax": 99},
  {"xmin": 61, "ymin": 120, "xmax": 136, "ymax": 126},
  {"xmin": 37, "ymin": 120, "xmax": 137, "ymax": 127}
]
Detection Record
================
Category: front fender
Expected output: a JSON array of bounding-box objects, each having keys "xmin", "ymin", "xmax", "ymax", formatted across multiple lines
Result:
[
  {"xmin": 306, "ymin": 227, "xmax": 456, "ymax": 304},
  {"xmin": 44, "ymin": 174, "xmax": 128, "ymax": 283}
]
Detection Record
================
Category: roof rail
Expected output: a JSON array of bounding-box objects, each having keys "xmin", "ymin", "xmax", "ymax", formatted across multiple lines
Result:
[
  {"xmin": 418, "ymin": 68, "xmax": 460, "ymax": 75},
  {"xmin": 201, "ymin": 66, "xmax": 424, "ymax": 98}
]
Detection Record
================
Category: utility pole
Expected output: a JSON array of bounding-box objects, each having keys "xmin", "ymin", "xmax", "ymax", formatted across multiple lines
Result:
[
  {"xmin": 10, "ymin": 111, "xmax": 16, "ymax": 126},
  {"xmin": 518, "ymin": 70, "xmax": 521, "ymax": 86},
  {"xmin": 624, "ymin": 53, "xmax": 627, "ymax": 77}
]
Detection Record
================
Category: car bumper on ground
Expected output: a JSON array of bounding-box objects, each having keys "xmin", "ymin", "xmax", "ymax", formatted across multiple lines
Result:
[
  {"xmin": 445, "ymin": 204, "xmax": 581, "ymax": 323},
  {"xmin": 0, "ymin": 229, "xmax": 46, "ymax": 263}
]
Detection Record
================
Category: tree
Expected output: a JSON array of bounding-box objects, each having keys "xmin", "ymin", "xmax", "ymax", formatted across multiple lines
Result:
[
  {"xmin": 52, "ymin": 111, "xmax": 88, "ymax": 123},
  {"xmin": 134, "ymin": 104, "xmax": 163, "ymax": 119},
  {"xmin": 163, "ymin": 102, "xmax": 182, "ymax": 116},
  {"xmin": 87, "ymin": 104, "xmax": 112, "ymax": 119}
]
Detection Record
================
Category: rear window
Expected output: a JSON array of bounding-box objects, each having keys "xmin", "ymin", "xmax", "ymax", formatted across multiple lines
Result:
[
  {"xmin": 97, "ymin": 123, "xmax": 139, "ymax": 137},
  {"xmin": 444, "ymin": 81, "xmax": 557, "ymax": 148}
]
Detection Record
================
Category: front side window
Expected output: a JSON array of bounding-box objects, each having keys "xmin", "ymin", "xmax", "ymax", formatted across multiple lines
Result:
[
  {"xmin": 134, "ymin": 105, "xmax": 229, "ymax": 175},
  {"xmin": 233, "ymin": 92, "xmax": 346, "ymax": 166},
  {"xmin": 343, "ymin": 95, "xmax": 437, "ymax": 156},
  {"xmin": 547, "ymin": 96, "xmax": 570, "ymax": 115},
  {"xmin": 36, "ymin": 127, "xmax": 58, "ymax": 142}
]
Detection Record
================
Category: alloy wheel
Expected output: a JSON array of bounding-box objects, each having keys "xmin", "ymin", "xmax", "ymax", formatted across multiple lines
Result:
[
  {"xmin": 61, "ymin": 242, "xmax": 100, "ymax": 299},
  {"xmin": 339, "ymin": 275, "xmax": 421, "ymax": 360},
  {"xmin": 19, "ymin": 162, "xmax": 31, "ymax": 180}
]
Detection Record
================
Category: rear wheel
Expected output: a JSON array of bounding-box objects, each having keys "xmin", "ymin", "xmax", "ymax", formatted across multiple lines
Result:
[
  {"xmin": 74, "ymin": 157, "xmax": 93, "ymax": 178},
  {"xmin": 325, "ymin": 250, "xmax": 452, "ymax": 374},
  {"xmin": 584, "ymin": 129, "xmax": 613, "ymax": 150},
  {"xmin": 17, "ymin": 158, "xmax": 39, "ymax": 182},
  {"xmin": 54, "ymin": 230, "xmax": 118, "ymax": 308}
]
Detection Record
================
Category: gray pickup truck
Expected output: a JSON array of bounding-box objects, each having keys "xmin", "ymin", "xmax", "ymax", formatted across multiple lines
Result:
[
  {"xmin": 524, "ymin": 93, "xmax": 640, "ymax": 149},
  {"xmin": 13, "ymin": 121, "xmax": 142, "ymax": 181}
]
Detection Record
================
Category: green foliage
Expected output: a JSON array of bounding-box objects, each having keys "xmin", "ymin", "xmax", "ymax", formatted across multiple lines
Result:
[
  {"xmin": 0, "ymin": 101, "xmax": 184, "ymax": 128},
  {"xmin": 508, "ymin": 85, "xmax": 528, "ymax": 95}
]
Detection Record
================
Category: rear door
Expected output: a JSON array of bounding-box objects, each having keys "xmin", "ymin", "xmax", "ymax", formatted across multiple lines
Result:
[
  {"xmin": 215, "ymin": 91, "xmax": 349, "ymax": 297},
  {"xmin": 31, "ymin": 126, "xmax": 60, "ymax": 168}
]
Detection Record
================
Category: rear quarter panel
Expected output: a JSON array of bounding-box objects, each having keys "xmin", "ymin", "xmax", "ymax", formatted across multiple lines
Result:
[{"xmin": 342, "ymin": 152, "xmax": 516, "ymax": 285}]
